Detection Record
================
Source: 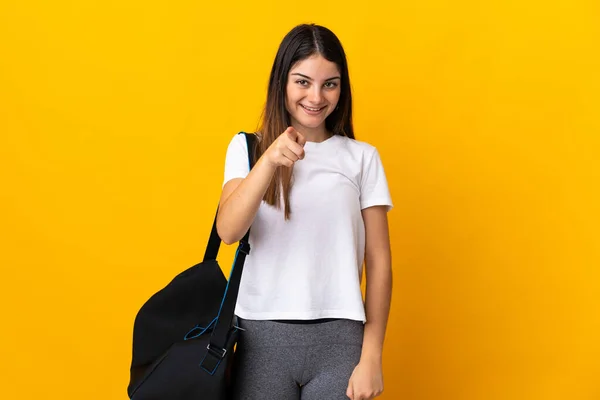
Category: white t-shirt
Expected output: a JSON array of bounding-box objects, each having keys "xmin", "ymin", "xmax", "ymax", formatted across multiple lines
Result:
[{"xmin": 222, "ymin": 132, "xmax": 393, "ymax": 322}]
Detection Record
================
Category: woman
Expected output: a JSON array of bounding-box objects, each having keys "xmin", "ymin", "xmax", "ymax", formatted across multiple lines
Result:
[{"xmin": 217, "ymin": 23, "xmax": 393, "ymax": 400}]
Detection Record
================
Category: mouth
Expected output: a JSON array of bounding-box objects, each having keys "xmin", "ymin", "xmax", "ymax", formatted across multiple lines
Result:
[{"xmin": 300, "ymin": 104, "xmax": 327, "ymax": 115}]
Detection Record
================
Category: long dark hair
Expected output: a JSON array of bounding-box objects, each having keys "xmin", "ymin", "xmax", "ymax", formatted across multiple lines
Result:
[{"xmin": 257, "ymin": 23, "xmax": 354, "ymax": 219}]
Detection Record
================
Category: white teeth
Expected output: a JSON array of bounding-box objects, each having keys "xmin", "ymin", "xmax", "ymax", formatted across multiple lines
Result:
[{"xmin": 302, "ymin": 105, "xmax": 323, "ymax": 111}]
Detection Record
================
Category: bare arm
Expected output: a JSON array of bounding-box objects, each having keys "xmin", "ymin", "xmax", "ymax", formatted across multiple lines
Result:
[
  {"xmin": 346, "ymin": 205, "xmax": 392, "ymax": 400},
  {"xmin": 216, "ymin": 156, "xmax": 276, "ymax": 244},
  {"xmin": 216, "ymin": 128, "xmax": 306, "ymax": 244},
  {"xmin": 361, "ymin": 205, "xmax": 393, "ymax": 363}
]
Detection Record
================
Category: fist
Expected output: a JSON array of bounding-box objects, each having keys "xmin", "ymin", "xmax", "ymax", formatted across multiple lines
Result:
[{"xmin": 264, "ymin": 127, "xmax": 306, "ymax": 168}]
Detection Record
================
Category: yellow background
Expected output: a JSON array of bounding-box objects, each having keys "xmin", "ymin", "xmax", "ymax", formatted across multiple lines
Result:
[{"xmin": 1, "ymin": 0, "xmax": 599, "ymax": 399}]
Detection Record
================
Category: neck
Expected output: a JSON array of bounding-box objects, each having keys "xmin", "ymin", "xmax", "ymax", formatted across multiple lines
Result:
[{"xmin": 292, "ymin": 122, "xmax": 331, "ymax": 143}]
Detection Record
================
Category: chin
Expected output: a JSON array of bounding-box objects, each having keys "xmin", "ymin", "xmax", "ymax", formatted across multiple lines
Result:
[
  {"xmin": 292, "ymin": 113, "xmax": 329, "ymax": 130},
  {"xmin": 298, "ymin": 120, "xmax": 325, "ymax": 129}
]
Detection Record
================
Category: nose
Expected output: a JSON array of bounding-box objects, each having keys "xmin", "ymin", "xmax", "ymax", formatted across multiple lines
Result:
[{"xmin": 307, "ymin": 85, "xmax": 323, "ymax": 105}]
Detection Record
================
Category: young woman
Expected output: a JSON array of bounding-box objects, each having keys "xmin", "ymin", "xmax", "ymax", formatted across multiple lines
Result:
[{"xmin": 217, "ymin": 23, "xmax": 393, "ymax": 400}]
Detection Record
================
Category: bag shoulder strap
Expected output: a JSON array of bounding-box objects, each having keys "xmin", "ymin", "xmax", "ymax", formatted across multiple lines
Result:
[
  {"xmin": 203, "ymin": 132, "xmax": 257, "ymax": 262},
  {"xmin": 201, "ymin": 132, "xmax": 257, "ymax": 373}
]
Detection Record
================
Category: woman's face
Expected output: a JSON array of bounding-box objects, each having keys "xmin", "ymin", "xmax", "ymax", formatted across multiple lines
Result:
[{"xmin": 285, "ymin": 54, "xmax": 341, "ymax": 132}]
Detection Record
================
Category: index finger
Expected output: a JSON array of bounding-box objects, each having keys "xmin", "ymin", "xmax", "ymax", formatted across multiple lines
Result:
[
  {"xmin": 296, "ymin": 130, "xmax": 306, "ymax": 147},
  {"xmin": 285, "ymin": 126, "xmax": 297, "ymax": 140}
]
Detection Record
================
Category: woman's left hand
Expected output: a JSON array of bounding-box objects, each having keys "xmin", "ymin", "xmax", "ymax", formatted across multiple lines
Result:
[{"xmin": 346, "ymin": 358, "xmax": 384, "ymax": 400}]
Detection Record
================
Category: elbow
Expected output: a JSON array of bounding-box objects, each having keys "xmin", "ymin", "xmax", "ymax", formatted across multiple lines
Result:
[
  {"xmin": 221, "ymin": 237, "xmax": 237, "ymax": 246},
  {"xmin": 216, "ymin": 218, "xmax": 238, "ymax": 245}
]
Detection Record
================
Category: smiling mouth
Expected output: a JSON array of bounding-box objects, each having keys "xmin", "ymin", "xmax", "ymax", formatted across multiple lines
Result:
[{"xmin": 300, "ymin": 104, "xmax": 326, "ymax": 112}]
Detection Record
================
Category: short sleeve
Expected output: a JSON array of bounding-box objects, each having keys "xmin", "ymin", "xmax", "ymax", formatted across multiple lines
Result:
[
  {"xmin": 223, "ymin": 133, "xmax": 250, "ymax": 187},
  {"xmin": 360, "ymin": 148, "xmax": 393, "ymax": 211}
]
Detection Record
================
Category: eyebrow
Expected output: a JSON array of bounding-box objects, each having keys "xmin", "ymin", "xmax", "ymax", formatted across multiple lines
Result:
[{"xmin": 291, "ymin": 73, "xmax": 341, "ymax": 81}]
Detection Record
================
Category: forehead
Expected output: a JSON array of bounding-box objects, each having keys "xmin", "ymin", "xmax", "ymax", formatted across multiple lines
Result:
[{"xmin": 289, "ymin": 54, "xmax": 340, "ymax": 78}]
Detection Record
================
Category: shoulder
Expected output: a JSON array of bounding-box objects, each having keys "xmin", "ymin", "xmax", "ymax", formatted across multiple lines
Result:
[
  {"xmin": 225, "ymin": 131, "xmax": 254, "ymax": 152},
  {"xmin": 224, "ymin": 132, "xmax": 253, "ymax": 165},
  {"xmin": 334, "ymin": 135, "xmax": 379, "ymax": 160},
  {"xmin": 229, "ymin": 131, "xmax": 251, "ymax": 145}
]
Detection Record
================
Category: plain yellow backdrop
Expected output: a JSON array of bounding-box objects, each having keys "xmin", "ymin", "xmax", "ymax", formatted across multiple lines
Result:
[{"xmin": 1, "ymin": 0, "xmax": 599, "ymax": 399}]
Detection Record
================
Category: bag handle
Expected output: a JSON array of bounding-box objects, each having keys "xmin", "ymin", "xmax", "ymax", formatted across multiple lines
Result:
[{"xmin": 200, "ymin": 132, "xmax": 257, "ymax": 374}]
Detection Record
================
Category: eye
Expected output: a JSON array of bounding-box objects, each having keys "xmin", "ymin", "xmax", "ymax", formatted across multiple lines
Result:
[
  {"xmin": 296, "ymin": 79, "xmax": 309, "ymax": 86},
  {"xmin": 324, "ymin": 81, "xmax": 338, "ymax": 89}
]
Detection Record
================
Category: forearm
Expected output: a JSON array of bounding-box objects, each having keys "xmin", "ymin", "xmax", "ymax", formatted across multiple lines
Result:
[
  {"xmin": 361, "ymin": 256, "xmax": 393, "ymax": 363},
  {"xmin": 216, "ymin": 156, "xmax": 277, "ymax": 244}
]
